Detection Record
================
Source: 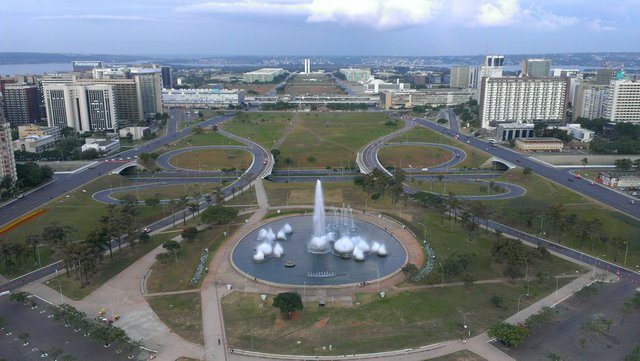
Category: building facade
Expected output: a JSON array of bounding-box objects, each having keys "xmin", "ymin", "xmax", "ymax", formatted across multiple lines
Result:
[
  {"xmin": 43, "ymin": 84, "xmax": 118, "ymax": 132},
  {"xmin": 17, "ymin": 124, "xmax": 60, "ymax": 140},
  {"xmin": 161, "ymin": 66, "xmax": 172, "ymax": 89},
  {"xmin": 380, "ymin": 89, "xmax": 475, "ymax": 110},
  {"xmin": 72, "ymin": 61, "xmax": 103, "ymax": 72},
  {"xmin": 3, "ymin": 83, "xmax": 41, "ymax": 125},
  {"xmin": 515, "ymin": 137, "xmax": 564, "ymax": 152},
  {"xmin": 450, "ymin": 66, "xmax": 471, "ymax": 88},
  {"xmin": 496, "ymin": 123, "xmax": 535, "ymax": 141},
  {"xmin": 595, "ymin": 69, "xmax": 616, "ymax": 85},
  {"xmin": 472, "ymin": 55, "xmax": 504, "ymax": 88},
  {"xmin": 339, "ymin": 68, "xmax": 372, "ymax": 82},
  {"xmin": 604, "ymin": 79, "xmax": 640, "ymax": 124},
  {"xmin": 130, "ymin": 69, "xmax": 163, "ymax": 117},
  {"xmin": 162, "ymin": 89, "xmax": 245, "ymax": 108},
  {"xmin": 479, "ymin": 77, "xmax": 569, "ymax": 129},
  {"xmin": 243, "ymin": 68, "xmax": 285, "ymax": 83},
  {"xmin": 521, "ymin": 59, "xmax": 551, "ymax": 77},
  {"xmin": 573, "ymin": 84, "xmax": 608, "ymax": 120},
  {"xmin": 0, "ymin": 121, "xmax": 17, "ymax": 182},
  {"xmin": 76, "ymin": 78, "xmax": 143, "ymax": 126}
]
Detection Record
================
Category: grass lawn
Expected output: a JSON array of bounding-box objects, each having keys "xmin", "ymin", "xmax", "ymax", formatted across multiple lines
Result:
[
  {"xmin": 147, "ymin": 293, "xmax": 203, "ymax": 345},
  {"xmin": 378, "ymin": 145, "xmax": 453, "ymax": 169},
  {"xmin": 408, "ymin": 180, "xmax": 507, "ymax": 196},
  {"xmin": 491, "ymin": 169, "xmax": 640, "ymax": 268},
  {"xmin": 46, "ymin": 232, "xmax": 175, "ymax": 300},
  {"xmin": 221, "ymin": 277, "xmax": 572, "ymax": 355},
  {"xmin": 221, "ymin": 112, "xmax": 293, "ymax": 149},
  {"xmin": 162, "ymin": 129, "xmax": 242, "ymax": 152},
  {"xmin": 146, "ymin": 223, "xmax": 238, "ymax": 293},
  {"xmin": 0, "ymin": 176, "xmax": 169, "ymax": 277},
  {"xmin": 112, "ymin": 183, "xmax": 221, "ymax": 201},
  {"xmin": 284, "ymin": 74, "xmax": 345, "ymax": 95},
  {"xmin": 264, "ymin": 181, "xmax": 401, "ymax": 212},
  {"xmin": 170, "ymin": 149, "xmax": 253, "ymax": 171},
  {"xmin": 394, "ymin": 127, "xmax": 490, "ymax": 169},
  {"xmin": 277, "ymin": 112, "xmax": 398, "ymax": 169},
  {"xmin": 223, "ymin": 186, "xmax": 256, "ymax": 206},
  {"xmin": 430, "ymin": 350, "xmax": 487, "ymax": 361}
]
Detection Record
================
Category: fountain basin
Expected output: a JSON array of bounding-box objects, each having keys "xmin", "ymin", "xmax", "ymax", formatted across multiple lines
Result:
[{"xmin": 231, "ymin": 215, "xmax": 407, "ymax": 286}]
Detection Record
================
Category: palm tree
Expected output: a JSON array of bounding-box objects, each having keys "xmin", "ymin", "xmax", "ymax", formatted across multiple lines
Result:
[
  {"xmin": 204, "ymin": 194, "xmax": 212, "ymax": 208},
  {"xmin": 25, "ymin": 234, "xmax": 41, "ymax": 265},
  {"xmin": 189, "ymin": 203, "xmax": 199, "ymax": 220},
  {"xmin": 178, "ymin": 196, "xmax": 188, "ymax": 225},
  {"xmin": 168, "ymin": 199, "xmax": 176, "ymax": 227}
]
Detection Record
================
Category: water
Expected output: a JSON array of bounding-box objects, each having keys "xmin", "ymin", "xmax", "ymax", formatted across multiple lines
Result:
[{"xmin": 0, "ymin": 63, "xmax": 72, "ymax": 76}]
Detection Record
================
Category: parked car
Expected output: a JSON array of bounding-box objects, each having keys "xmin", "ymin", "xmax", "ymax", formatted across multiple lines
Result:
[{"xmin": 142, "ymin": 227, "xmax": 151, "ymax": 234}]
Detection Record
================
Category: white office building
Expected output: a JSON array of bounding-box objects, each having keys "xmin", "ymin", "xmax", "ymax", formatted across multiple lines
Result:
[
  {"xmin": 472, "ymin": 55, "xmax": 504, "ymax": 88},
  {"xmin": 479, "ymin": 77, "xmax": 569, "ymax": 129},
  {"xmin": 162, "ymin": 89, "xmax": 245, "ymax": 108},
  {"xmin": 604, "ymin": 79, "xmax": 640, "ymax": 124},
  {"xmin": 339, "ymin": 68, "xmax": 372, "ymax": 82},
  {"xmin": 573, "ymin": 84, "xmax": 608, "ymax": 120},
  {"xmin": 0, "ymin": 120, "xmax": 17, "ymax": 182},
  {"xmin": 43, "ymin": 84, "xmax": 118, "ymax": 132},
  {"xmin": 450, "ymin": 66, "xmax": 472, "ymax": 88},
  {"xmin": 521, "ymin": 59, "xmax": 551, "ymax": 77}
]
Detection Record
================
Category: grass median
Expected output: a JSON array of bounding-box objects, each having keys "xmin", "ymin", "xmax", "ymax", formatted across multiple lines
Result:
[{"xmin": 147, "ymin": 293, "xmax": 203, "ymax": 345}]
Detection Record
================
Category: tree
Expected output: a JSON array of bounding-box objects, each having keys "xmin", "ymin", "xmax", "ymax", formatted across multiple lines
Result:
[
  {"xmin": 270, "ymin": 148, "xmax": 281, "ymax": 163},
  {"xmin": 581, "ymin": 157, "xmax": 589, "ymax": 166},
  {"xmin": 181, "ymin": 226, "xmax": 198, "ymax": 241},
  {"xmin": 273, "ymin": 292, "xmax": 303, "ymax": 319},
  {"xmin": 201, "ymin": 204, "xmax": 238, "ymax": 224},
  {"xmin": 9, "ymin": 291, "xmax": 30, "ymax": 304},
  {"xmin": 162, "ymin": 240, "xmax": 181, "ymax": 263},
  {"xmin": 188, "ymin": 203, "xmax": 199, "ymax": 220},
  {"xmin": 144, "ymin": 196, "xmax": 160, "ymax": 208},
  {"xmin": 615, "ymin": 158, "xmax": 633, "ymax": 171},
  {"xmin": 488, "ymin": 322, "xmax": 529, "ymax": 347},
  {"xmin": 522, "ymin": 167, "xmax": 532, "ymax": 177},
  {"xmin": 625, "ymin": 346, "xmax": 640, "ymax": 361},
  {"xmin": 401, "ymin": 263, "xmax": 419, "ymax": 280}
]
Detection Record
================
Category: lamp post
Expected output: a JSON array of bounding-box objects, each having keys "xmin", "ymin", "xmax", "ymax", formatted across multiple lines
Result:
[
  {"xmin": 517, "ymin": 293, "xmax": 529, "ymax": 313},
  {"xmin": 47, "ymin": 279, "xmax": 64, "ymax": 304},
  {"xmin": 463, "ymin": 312, "xmax": 469, "ymax": 329},
  {"xmin": 555, "ymin": 273, "xmax": 564, "ymax": 297},
  {"xmin": 523, "ymin": 257, "xmax": 529, "ymax": 295},
  {"xmin": 376, "ymin": 265, "xmax": 380, "ymax": 294},
  {"xmin": 418, "ymin": 222, "xmax": 427, "ymax": 243},
  {"xmin": 537, "ymin": 215, "xmax": 544, "ymax": 237},
  {"xmin": 303, "ymin": 281, "xmax": 306, "ymax": 302},
  {"xmin": 409, "ymin": 164, "xmax": 412, "ymax": 183},
  {"xmin": 439, "ymin": 262, "xmax": 444, "ymax": 288},
  {"xmin": 624, "ymin": 242, "xmax": 629, "ymax": 267}
]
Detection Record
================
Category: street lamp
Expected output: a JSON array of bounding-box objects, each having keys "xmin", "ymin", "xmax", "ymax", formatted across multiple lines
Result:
[
  {"xmin": 418, "ymin": 222, "xmax": 427, "ymax": 244},
  {"xmin": 439, "ymin": 262, "xmax": 444, "ymax": 288},
  {"xmin": 303, "ymin": 281, "xmax": 306, "ymax": 302},
  {"xmin": 409, "ymin": 164, "xmax": 412, "ymax": 183},
  {"xmin": 555, "ymin": 273, "xmax": 565, "ymax": 297},
  {"xmin": 523, "ymin": 257, "xmax": 529, "ymax": 295},
  {"xmin": 624, "ymin": 242, "xmax": 629, "ymax": 267},
  {"xmin": 47, "ymin": 279, "xmax": 64, "ymax": 304},
  {"xmin": 517, "ymin": 293, "xmax": 529, "ymax": 313},
  {"xmin": 463, "ymin": 312, "xmax": 469, "ymax": 329},
  {"xmin": 537, "ymin": 215, "xmax": 544, "ymax": 237}
]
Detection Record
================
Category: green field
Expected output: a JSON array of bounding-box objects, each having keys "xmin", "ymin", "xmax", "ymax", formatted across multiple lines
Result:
[
  {"xmin": 221, "ymin": 112, "xmax": 293, "ymax": 149},
  {"xmin": 409, "ymin": 180, "xmax": 507, "ymax": 196},
  {"xmin": 112, "ymin": 183, "xmax": 221, "ymax": 201},
  {"xmin": 277, "ymin": 113, "xmax": 398, "ymax": 169},
  {"xmin": 222, "ymin": 276, "xmax": 573, "ymax": 355},
  {"xmin": 393, "ymin": 127, "xmax": 490, "ymax": 169},
  {"xmin": 378, "ymin": 145, "xmax": 453, "ymax": 169},
  {"xmin": 146, "ymin": 223, "xmax": 238, "ymax": 293},
  {"xmin": 170, "ymin": 148, "xmax": 253, "ymax": 171},
  {"xmin": 491, "ymin": 170, "xmax": 640, "ymax": 268},
  {"xmin": 147, "ymin": 293, "xmax": 203, "ymax": 345}
]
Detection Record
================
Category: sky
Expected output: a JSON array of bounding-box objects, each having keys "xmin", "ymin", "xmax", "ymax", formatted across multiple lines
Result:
[{"xmin": 1, "ymin": 0, "xmax": 639, "ymax": 56}]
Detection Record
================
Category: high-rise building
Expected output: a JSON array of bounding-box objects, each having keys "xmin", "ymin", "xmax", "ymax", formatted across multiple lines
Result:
[
  {"xmin": 604, "ymin": 79, "xmax": 640, "ymax": 124},
  {"xmin": 76, "ymin": 78, "xmax": 143, "ymax": 126},
  {"xmin": 479, "ymin": 77, "xmax": 569, "ymax": 128},
  {"xmin": 521, "ymin": 59, "xmax": 551, "ymax": 77},
  {"xmin": 2, "ymin": 83, "xmax": 41, "ymax": 125},
  {"xmin": 161, "ymin": 66, "xmax": 172, "ymax": 88},
  {"xmin": 44, "ymin": 84, "xmax": 118, "ymax": 132},
  {"xmin": 595, "ymin": 69, "xmax": 617, "ymax": 85},
  {"xmin": 573, "ymin": 84, "xmax": 608, "ymax": 120},
  {"xmin": 130, "ymin": 69, "xmax": 163, "ymax": 116},
  {"xmin": 472, "ymin": 55, "xmax": 504, "ymax": 88},
  {"xmin": 449, "ymin": 66, "xmax": 471, "ymax": 88},
  {"xmin": 0, "ymin": 115, "xmax": 17, "ymax": 182}
]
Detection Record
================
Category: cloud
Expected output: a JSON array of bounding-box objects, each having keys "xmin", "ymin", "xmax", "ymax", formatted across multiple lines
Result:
[
  {"xmin": 586, "ymin": 19, "xmax": 616, "ymax": 32},
  {"xmin": 36, "ymin": 15, "xmax": 156, "ymax": 21},
  {"xmin": 175, "ymin": 0, "xmax": 611, "ymax": 33}
]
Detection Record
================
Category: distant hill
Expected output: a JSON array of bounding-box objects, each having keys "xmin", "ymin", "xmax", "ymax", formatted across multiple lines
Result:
[{"xmin": 0, "ymin": 52, "xmax": 158, "ymax": 65}]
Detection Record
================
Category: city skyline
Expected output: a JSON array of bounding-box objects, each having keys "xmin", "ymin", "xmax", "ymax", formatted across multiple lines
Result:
[{"xmin": 1, "ymin": 0, "xmax": 639, "ymax": 56}]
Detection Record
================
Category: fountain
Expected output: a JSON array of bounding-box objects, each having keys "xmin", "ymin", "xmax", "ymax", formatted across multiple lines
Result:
[{"xmin": 234, "ymin": 179, "xmax": 407, "ymax": 286}]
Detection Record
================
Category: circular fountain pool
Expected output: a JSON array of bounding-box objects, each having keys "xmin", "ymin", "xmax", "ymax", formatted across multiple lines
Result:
[{"xmin": 231, "ymin": 215, "xmax": 407, "ymax": 286}]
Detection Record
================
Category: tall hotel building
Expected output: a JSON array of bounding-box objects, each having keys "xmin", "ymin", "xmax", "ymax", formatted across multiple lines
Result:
[
  {"xmin": 449, "ymin": 66, "xmax": 471, "ymax": 88},
  {"xmin": 2, "ymin": 83, "xmax": 41, "ymax": 125},
  {"xmin": 130, "ymin": 68, "xmax": 163, "ymax": 117},
  {"xmin": 573, "ymin": 84, "xmax": 608, "ymax": 120},
  {"xmin": 479, "ymin": 77, "xmax": 569, "ymax": 129},
  {"xmin": 521, "ymin": 59, "xmax": 551, "ymax": 77},
  {"xmin": 44, "ymin": 84, "xmax": 118, "ymax": 132},
  {"xmin": 0, "ymin": 110, "xmax": 17, "ymax": 182},
  {"xmin": 605, "ymin": 80, "xmax": 640, "ymax": 124}
]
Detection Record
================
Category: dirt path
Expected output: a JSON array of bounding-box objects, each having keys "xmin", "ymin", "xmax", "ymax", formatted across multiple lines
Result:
[{"xmin": 272, "ymin": 114, "xmax": 298, "ymax": 149}]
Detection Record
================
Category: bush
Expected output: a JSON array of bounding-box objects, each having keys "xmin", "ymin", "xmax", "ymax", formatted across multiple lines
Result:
[
  {"xmin": 155, "ymin": 253, "xmax": 172, "ymax": 264},
  {"xmin": 491, "ymin": 295, "xmax": 504, "ymax": 308}
]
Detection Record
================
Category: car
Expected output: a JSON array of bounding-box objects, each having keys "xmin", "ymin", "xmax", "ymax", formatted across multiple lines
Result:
[
  {"xmin": 630, "ymin": 200, "xmax": 636, "ymax": 205},
  {"xmin": 262, "ymin": 159, "xmax": 268, "ymax": 165},
  {"xmin": 516, "ymin": 159, "xmax": 522, "ymax": 163},
  {"xmin": 142, "ymin": 227, "xmax": 152, "ymax": 234},
  {"xmin": 475, "ymin": 178, "xmax": 482, "ymax": 182},
  {"xmin": 567, "ymin": 178, "xmax": 574, "ymax": 182},
  {"xmin": 16, "ymin": 194, "xmax": 24, "ymax": 199}
]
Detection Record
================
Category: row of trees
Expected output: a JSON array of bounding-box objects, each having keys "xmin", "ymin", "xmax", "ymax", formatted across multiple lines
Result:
[
  {"xmin": 0, "ymin": 163, "xmax": 54, "ymax": 200},
  {"xmin": 614, "ymin": 158, "xmax": 640, "ymax": 172},
  {"xmin": 354, "ymin": 168, "xmax": 406, "ymax": 205}
]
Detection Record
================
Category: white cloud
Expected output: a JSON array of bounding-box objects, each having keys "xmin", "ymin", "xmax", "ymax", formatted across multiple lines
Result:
[
  {"xmin": 586, "ymin": 19, "xmax": 616, "ymax": 32},
  {"xmin": 475, "ymin": 0, "xmax": 520, "ymax": 26},
  {"xmin": 175, "ymin": 0, "xmax": 611, "ymax": 33},
  {"xmin": 37, "ymin": 14, "xmax": 156, "ymax": 21}
]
